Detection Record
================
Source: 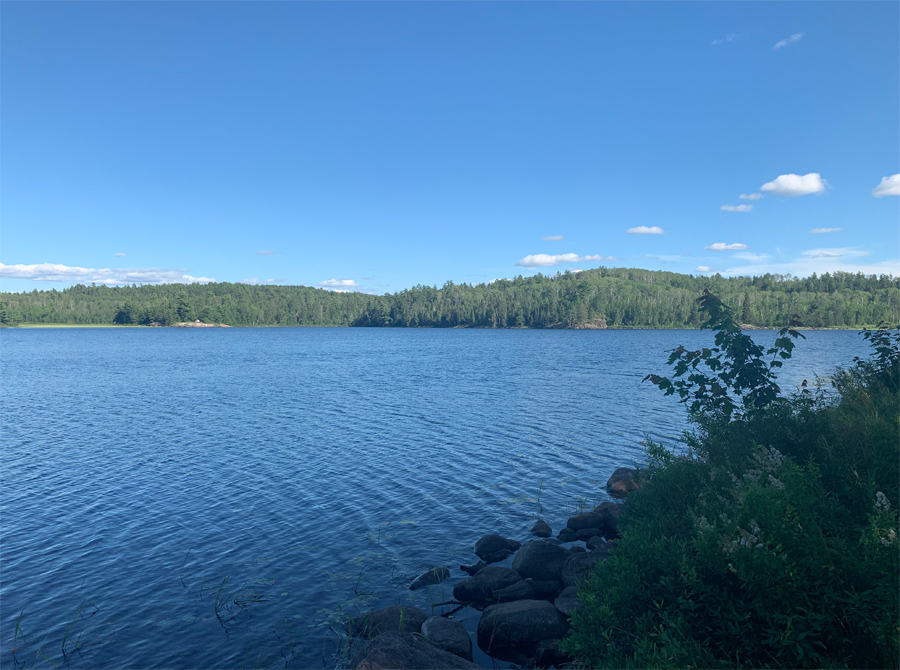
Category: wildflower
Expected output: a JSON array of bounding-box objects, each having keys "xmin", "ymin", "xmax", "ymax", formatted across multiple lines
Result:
[
  {"xmin": 881, "ymin": 529, "xmax": 896, "ymax": 547},
  {"xmin": 875, "ymin": 491, "xmax": 891, "ymax": 513},
  {"xmin": 768, "ymin": 474, "xmax": 785, "ymax": 490}
]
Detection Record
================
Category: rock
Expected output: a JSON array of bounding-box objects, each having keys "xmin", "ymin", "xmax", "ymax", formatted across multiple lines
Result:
[
  {"xmin": 409, "ymin": 566, "xmax": 451, "ymax": 590},
  {"xmin": 475, "ymin": 534, "xmax": 522, "ymax": 563},
  {"xmin": 530, "ymin": 520, "xmax": 552, "ymax": 538},
  {"xmin": 493, "ymin": 579, "xmax": 536, "ymax": 602},
  {"xmin": 453, "ymin": 566, "xmax": 522, "ymax": 603},
  {"xmin": 348, "ymin": 631, "xmax": 481, "ymax": 669},
  {"xmin": 558, "ymin": 586, "xmax": 578, "ymax": 599},
  {"xmin": 606, "ymin": 467, "xmax": 646, "ymax": 499},
  {"xmin": 576, "ymin": 527, "xmax": 603, "ymax": 542},
  {"xmin": 569, "ymin": 545, "xmax": 586, "ymax": 553},
  {"xmin": 349, "ymin": 605, "xmax": 429, "ymax": 638},
  {"xmin": 566, "ymin": 511, "xmax": 605, "ymax": 533},
  {"xmin": 527, "ymin": 579, "xmax": 562, "ymax": 599},
  {"xmin": 561, "ymin": 552, "xmax": 604, "ymax": 588},
  {"xmin": 534, "ymin": 639, "xmax": 573, "ymax": 668},
  {"xmin": 459, "ymin": 561, "xmax": 487, "ymax": 576},
  {"xmin": 556, "ymin": 527, "xmax": 578, "ymax": 543},
  {"xmin": 585, "ymin": 535, "xmax": 605, "ymax": 552},
  {"xmin": 511, "ymin": 540, "xmax": 571, "ymax": 582},
  {"xmin": 476, "ymin": 600, "xmax": 569, "ymax": 655},
  {"xmin": 589, "ymin": 540, "xmax": 612, "ymax": 560},
  {"xmin": 542, "ymin": 537, "xmax": 561, "ymax": 545},
  {"xmin": 554, "ymin": 594, "xmax": 584, "ymax": 616},
  {"xmin": 421, "ymin": 617, "xmax": 473, "ymax": 661},
  {"xmin": 596, "ymin": 501, "xmax": 623, "ymax": 538}
]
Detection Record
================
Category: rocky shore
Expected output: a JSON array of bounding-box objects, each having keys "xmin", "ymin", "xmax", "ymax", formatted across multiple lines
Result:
[{"xmin": 346, "ymin": 467, "xmax": 646, "ymax": 669}]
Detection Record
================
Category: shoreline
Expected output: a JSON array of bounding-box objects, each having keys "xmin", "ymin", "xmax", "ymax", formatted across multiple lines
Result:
[{"xmin": 5, "ymin": 323, "xmax": 878, "ymax": 331}]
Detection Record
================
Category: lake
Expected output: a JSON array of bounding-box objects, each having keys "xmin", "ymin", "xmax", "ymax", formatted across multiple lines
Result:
[{"xmin": 0, "ymin": 327, "xmax": 869, "ymax": 669}]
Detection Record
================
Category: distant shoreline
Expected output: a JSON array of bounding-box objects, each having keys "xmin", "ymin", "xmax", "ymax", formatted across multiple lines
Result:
[{"xmin": 4, "ymin": 323, "xmax": 877, "ymax": 331}]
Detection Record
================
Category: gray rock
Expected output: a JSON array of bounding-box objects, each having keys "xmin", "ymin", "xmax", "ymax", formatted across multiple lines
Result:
[
  {"xmin": 589, "ymin": 540, "xmax": 612, "ymax": 560},
  {"xmin": 554, "ymin": 595, "xmax": 584, "ymax": 616},
  {"xmin": 569, "ymin": 545, "xmax": 587, "ymax": 553},
  {"xmin": 349, "ymin": 605, "xmax": 429, "ymax": 638},
  {"xmin": 348, "ymin": 631, "xmax": 481, "ymax": 669},
  {"xmin": 585, "ymin": 535, "xmax": 605, "ymax": 552},
  {"xmin": 542, "ymin": 537, "xmax": 561, "ymax": 545},
  {"xmin": 475, "ymin": 534, "xmax": 522, "ymax": 563},
  {"xmin": 453, "ymin": 566, "xmax": 522, "ymax": 603},
  {"xmin": 409, "ymin": 566, "xmax": 451, "ymax": 590},
  {"xmin": 527, "ymin": 579, "xmax": 562, "ymax": 599},
  {"xmin": 576, "ymin": 527, "xmax": 604, "ymax": 542},
  {"xmin": 531, "ymin": 520, "xmax": 552, "ymax": 538},
  {"xmin": 421, "ymin": 616, "xmax": 473, "ymax": 661},
  {"xmin": 512, "ymin": 540, "xmax": 570, "ymax": 582},
  {"xmin": 566, "ymin": 511, "xmax": 605, "ymax": 533},
  {"xmin": 606, "ymin": 467, "xmax": 646, "ymax": 499},
  {"xmin": 558, "ymin": 586, "xmax": 578, "ymax": 599},
  {"xmin": 561, "ymin": 552, "xmax": 604, "ymax": 588},
  {"xmin": 493, "ymin": 580, "xmax": 536, "ymax": 603},
  {"xmin": 476, "ymin": 600, "xmax": 569, "ymax": 654},
  {"xmin": 596, "ymin": 501, "xmax": 623, "ymax": 538},
  {"xmin": 556, "ymin": 527, "xmax": 578, "ymax": 543},
  {"xmin": 534, "ymin": 639, "xmax": 573, "ymax": 668},
  {"xmin": 459, "ymin": 561, "xmax": 487, "ymax": 576}
]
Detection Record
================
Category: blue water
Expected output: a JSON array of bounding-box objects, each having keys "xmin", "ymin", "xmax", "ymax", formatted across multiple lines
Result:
[{"xmin": 0, "ymin": 328, "xmax": 868, "ymax": 669}]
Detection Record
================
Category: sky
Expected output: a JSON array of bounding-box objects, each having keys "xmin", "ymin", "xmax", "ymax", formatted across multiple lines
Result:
[{"xmin": 1, "ymin": 2, "xmax": 898, "ymax": 294}]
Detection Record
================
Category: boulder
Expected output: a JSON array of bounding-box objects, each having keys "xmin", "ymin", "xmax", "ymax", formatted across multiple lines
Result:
[
  {"xmin": 596, "ymin": 502, "xmax": 623, "ymax": 538},
  {"xmin": 527, "ymin": 579, "xmax": 562, "ymax": 599},
  {"xmin": 511, "ymin": 540, "xmax": 571, "ymax": 582},
  {"xmin": 409, "ymin": 566, "xmax": 451, "ymax": 590},
  {"xmin": 453, "ymin": 566, "xmax": 522, "ymax": 603},
  {"xmin": 542, "ymin": 537, "xmax": 561, "ymax": 545},
  {"xmin": 554, "ymin": 594, "xmax": 584, "ymax": 616},
  {"xmin": 569, "ymin": 545, "xmax": 586, "ymax": 553},
  {"xmin": 348, "ymin": 631, "xmax": 480, "ymax": 669},
  {"xmin": 475, "ymin": 534, "xmax": 522, "ymax": 563},
  {"xmin": 556, "ymin": 527, "xmax": 578, "ymax": 543},
  {"xmin": 576, "ymin": 527, "xmax": 604, "ymax": 542},
  {"xmin": 459, "ymin": 561, "xmax": 487, "ymax": 576},
  {"xmin": 349, "ymin": 605, "xmax": 428, "ymax": 638},
  {"xmin": 566, "ymin": 511, "xmax": 605, "ymax": 533},
  {"xmin": 530, "ymin": 520, "xmax": 552, "ymax": 538},
  {"xmin": 421, "ymin": 616, "xmax": 473, "ymax": 661},
  {"xmin": 561, "ymin": 552, "xmax": 604, "ymax": 588},
  {"xmin": 589, "ymin": 540, "xmax": 612, "ymax": 560},
  {"xmin": 585, "ymin": 536, "xmax": 604, "ymax": 552},
  {"xmin": 534, "ymin": 639, "xmax": 573, "ymax": 668},
  {"xmin": 606, "ymin": 467, "xmax": 646, "ymax": 499},
  {"xmin": 476, "ymin": 600, "xmax": 569, "ymax": 655},
  {"xmin": 493, "ymin": 580, "xmax": 536, "ymax": 603},
  {"xmin": 557, "ymin": 586, "xmax": 578, "ymax": 599}
]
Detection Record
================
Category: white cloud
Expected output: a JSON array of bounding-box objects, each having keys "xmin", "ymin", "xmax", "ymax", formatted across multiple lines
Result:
[
  {"xmin": 255, "ymin": 250, "xmax": 281, "ymax": 256},
  {"xmin": 733, "ymin": 252, "xmax": 771, "ymax": 262},
  {"xmin": 810, "ymin": 227, "xmax": 842, "ymax": 234},
  {"xmin": 696, "ymin": 266, "xmax": 719, "ymax": 273},
  {"xmin": 773, "ymin": 32, "xmax": 803, "ymax": 50},
  {"xmin": 318, "ymin": 278, "xmax": 360, "ymax": 288},
  {"xmin": 515, "ymin": 253, "xmax": 617, "ymax": 268},
  {"xmin": 760, "ymin": 172, "xmax": 827, "ymax": 196},
  {"xmin": 739, "ymin": 193, "xmax": 764, "ymax": 200},
  {"xmin": 0, "ymin": 262, "xmax": 215, "ymax": 284},
  {"xmin": 705, "ymin": 242, "xmax": 748, "ymax": 251},
  {"xmin": 114, "ymin": 252, "xmax": 127, "ymax": 257},
  {"xmin": 711, "ymin": 34, "xmax": 736, "ymax": 46},
  {"xmin": 721, "ymin": 205, "xmax": 753, "ymax": 212},
  {"xmin": 872, "ymin": 174, "xmax": 900, "ymax": 197},
  {"xmin": 626, "ymin": 226, "xmax": 665, "ymax": 235},
  {"xmin": 541, "ymin": 235, "xmax": 565, "ymax": 241},
  {"xmin": 723, "ymin": 247, "xmax": 899, "ymax": 278}
]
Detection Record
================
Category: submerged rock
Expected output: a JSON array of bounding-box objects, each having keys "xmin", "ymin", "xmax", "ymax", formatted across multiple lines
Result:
[
  {"xmin": 349, "ymin": 605, "xmax": 428, "ymax": 638},
  {"xmin": 530, "ymin": 520, "xmax": 552, "ymax": 538},
  {"xmin": 453, "ymin": 566, "xmax": 522, "ymax": 603},
  {"xmin": 459, "ymin": 561, "xmax": 487, "ymax": 576},
  {"xmin": 409, "ymin": 566, "xmax": 451, "ymax": 590},
  {"xmin": 512, "ymin": 540, "xmax": 570, "ymax": 582},
  {"xmin": 421, "ymin": 616, "xmax": 473, "ymax": 661},
  {"xmin": 476, "ymin": 600, "xmax": 569, "ymax": 654},
  {"xmin": 348, "ymin": 631, "xmax": 480, "ymax": 669},
  {"xmin": 475, "ymin": 534, "xmax": 522, "ymax": 563},
  {"xmin": 606, "ymin": 467, "xmax": 646, "ymax": 499}
]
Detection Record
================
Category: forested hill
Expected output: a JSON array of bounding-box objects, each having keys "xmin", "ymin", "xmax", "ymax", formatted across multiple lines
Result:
[{"xmin": 1, "ymin": 267, "xmax": 897, "ymax": 329}]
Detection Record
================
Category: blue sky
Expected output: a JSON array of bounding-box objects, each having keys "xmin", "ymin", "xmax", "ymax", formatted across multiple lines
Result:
[{"xmin": 2, "ymin": 2, "xmax": 898, "ymax": 294}]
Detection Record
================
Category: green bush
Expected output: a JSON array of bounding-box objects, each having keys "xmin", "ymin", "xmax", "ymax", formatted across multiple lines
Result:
[{"xmin": 565, "ymin": 297, "xmax": 900, "ymax": 669}]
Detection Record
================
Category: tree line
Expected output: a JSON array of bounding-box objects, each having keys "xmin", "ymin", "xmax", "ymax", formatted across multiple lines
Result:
[{"xmin": 1, "ymin": 267, "xmax": 897, "ymax": 328}]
